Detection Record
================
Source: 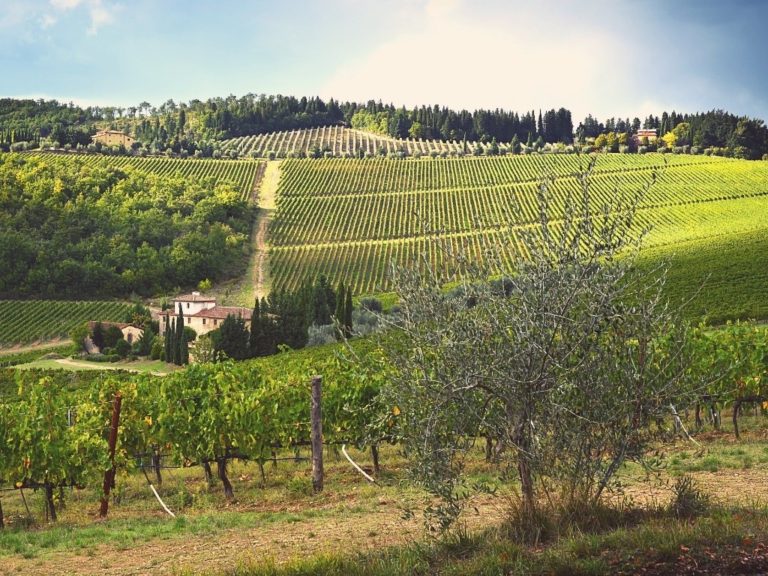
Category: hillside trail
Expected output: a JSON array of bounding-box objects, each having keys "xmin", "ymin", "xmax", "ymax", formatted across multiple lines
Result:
[
  {"xmin": 252, "ymin": 160, "xmax": 280, "ymax": 300},
  {"xmin": 216, "ymin": 161, "xmax": 280, "ymax": 306}
]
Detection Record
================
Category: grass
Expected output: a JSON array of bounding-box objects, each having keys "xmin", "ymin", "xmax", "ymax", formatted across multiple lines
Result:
[
  {"xmin": 213, "ymin": 507, "xmax": 768, "ymax": 576},
  {"xmin": 13, "ymin": 358, "xmax": 180, "ymax": 374}
]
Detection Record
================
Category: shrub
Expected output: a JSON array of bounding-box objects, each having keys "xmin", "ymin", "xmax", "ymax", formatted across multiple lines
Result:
[
  {"xmin": 359, "ymin": 297, "xmax": 383, "ymax": 313},
  {"xmin": 150, "ymin": 337, "xmax": 163, "ymax": 360}
]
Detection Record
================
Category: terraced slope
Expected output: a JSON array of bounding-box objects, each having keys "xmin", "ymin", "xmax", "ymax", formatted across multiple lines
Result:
[
  {"xmin": 221, "ymin": 125, "xmax": 493, "ymax": 158},
  {"xmin": 269, "ymin": 154, "xmax": 768, "ymax": 321}
]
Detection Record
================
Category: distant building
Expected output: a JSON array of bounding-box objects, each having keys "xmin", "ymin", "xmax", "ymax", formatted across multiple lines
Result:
[
  {"xmin": 632, "ymin": 128, "xmax": 658, "ymax": 147},
  {"xmin": 85, "ymin": 321, "xmax": 143, "ymax": 353},
  {"xmin": 159, "ymin": 292, "xmax": 252, "ymax": 337},
  {"xmin": 92, "ymin": 130, "xmax": 135, "ymax": 148}
]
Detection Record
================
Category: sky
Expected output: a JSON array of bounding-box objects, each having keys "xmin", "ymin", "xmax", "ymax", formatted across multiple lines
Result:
[{"xmin": 1, "ymin": 0, "xmax": 766, "ymax": 123}]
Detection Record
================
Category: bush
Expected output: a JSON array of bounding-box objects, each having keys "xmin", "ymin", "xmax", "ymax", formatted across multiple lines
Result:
[
  {"xmin": 150, "ymin": 337, "xmax": 163, "ymax": 360},
  {"xmin": 307, "ymin": 324, "xmax": 337, "ymax": 347},
  {"xmin": 115, "ymin": 339, "xmax": 131, "ymax": 358},
  {"xmin": 359, "ymin": 297, "xmax": 383, "ymax": 313},
  {"xmin": 352, "ymin": 308, "xmax": 380, "ymax": 336},
  {"xmin": 85, "ymin": 353, "xmax": 120, "ymax": 363},
  {"xmin": 670, "ymin": 475, "xmax": 710, "ymax": 519}
]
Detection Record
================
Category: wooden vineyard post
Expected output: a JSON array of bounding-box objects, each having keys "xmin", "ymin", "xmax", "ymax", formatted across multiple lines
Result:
[
  {"xmin": 100, "ymin": 392, "xmax": 122, "ymax": 518},
  {"xmin": 311, "ymin": 376, "xmax": 323, "ymax": 493}
]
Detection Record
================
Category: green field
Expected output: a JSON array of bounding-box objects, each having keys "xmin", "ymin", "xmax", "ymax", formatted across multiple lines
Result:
[
  {"xmin": 0, "ymin": 300, "xmax": 131, "ymax": 347},
  {"xmin": 269, "ymin": 154, "xmax": 768, "ymax": 320},
  {"xmin": 26, "ymin": 153, "xmax": 264, "ymax": 200}
]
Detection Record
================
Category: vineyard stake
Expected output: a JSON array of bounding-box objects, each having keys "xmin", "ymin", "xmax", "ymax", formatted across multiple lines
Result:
[
  {"xmin": 100, "ymin": 392, "xmax": 122, "ymax": 518},
  {"xmin": 311, "ymin": 375, "xmax": 323, "ymax": 493},
  {"xmin": 19, "ymin": 487, "xmax": 30, "ymax": 517}
]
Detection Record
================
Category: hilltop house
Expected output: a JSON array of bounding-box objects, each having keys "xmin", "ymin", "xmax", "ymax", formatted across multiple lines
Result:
[
  {"xmin": 159, "ymin": 292, "xmax": 251, "ymax": 337},
  {"xmin": 634, "ymin": 128, "xmax": 658, "ymax": 145},
  {"xmin": 92, "ymin": 130, "xmax": 135, "ymax": 148}
]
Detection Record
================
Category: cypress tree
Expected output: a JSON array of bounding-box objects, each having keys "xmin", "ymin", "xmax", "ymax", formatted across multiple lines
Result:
[
  {"xmin": 334, "ymin": 283, "xmax": 345, "ymax": 339},
  {"xmin": 344, "ymin": 285, "xmax": 353, "ymax": 338},
  {"xmin": 180, "ymin": 325, "xmax": 189, "ymax": 365},
  {"xmin": 249, "ymin": 298, "xmax": 261, "ymax": 357},
  {"xmin": 174, "ymin": 310, "xmax": 184, "ymax": 365},
  {"xmin": 92, "ymin": 322, "xmax": 105, "ymax": 352},
  {"xmin": 261, "ymin": 297, "xmax": 278, "ymax": 355},
  {"xmin": 164, "ymin": 315, "xmax": 173, "ymax": 363}
]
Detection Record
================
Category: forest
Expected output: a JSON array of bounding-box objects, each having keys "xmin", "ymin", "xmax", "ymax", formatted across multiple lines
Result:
[{"xmin": 0, "ymin": 154, "xmax": 252, "ymax": 299}]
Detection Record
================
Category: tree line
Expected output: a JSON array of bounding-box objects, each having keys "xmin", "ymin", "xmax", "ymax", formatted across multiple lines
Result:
[
  {"xmin": 577, "ymin": 109, "xmax": 768, "ymax": 159},
  {"xmin": 2, "ymin": 96, "xmax": 765, "ymax": 159}
]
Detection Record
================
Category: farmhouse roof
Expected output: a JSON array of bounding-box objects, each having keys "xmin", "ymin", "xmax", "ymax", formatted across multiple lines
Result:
[
  {"xmin": 192, "ymin": 306, "xmax": 252, "ymax": 320},
  {"xmin": 172, "ymin": 292, "xmax": 216, "ymax": 303}
]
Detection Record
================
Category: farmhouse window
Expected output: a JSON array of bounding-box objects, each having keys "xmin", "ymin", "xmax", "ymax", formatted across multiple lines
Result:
[{"xmin": 202, "ymin": 318, "xmax": 206, "ymax": 325}]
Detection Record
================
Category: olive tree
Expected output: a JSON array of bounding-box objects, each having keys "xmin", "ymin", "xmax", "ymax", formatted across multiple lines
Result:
[{"xmin": 381, "ymin": 162, "xmax": 697, "ymax": 530}]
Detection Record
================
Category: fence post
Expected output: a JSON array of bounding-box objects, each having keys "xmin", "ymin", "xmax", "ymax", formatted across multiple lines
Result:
[
  {"xmin": 100, "ymin": 392, "xmax": 122, "ymax": 518},
  {"xmin": 311, "ymin": 375, "xmax": 323, "ymax": 493}
]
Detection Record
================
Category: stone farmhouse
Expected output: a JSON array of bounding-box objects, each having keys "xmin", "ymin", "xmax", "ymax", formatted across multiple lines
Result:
[
  {"xmin": 92, "ymin": 130, "xmax": 135, "ymax": 148},
  {"xmin": 84, "ymin": 321, "xmax": 144, "ymax": 354},
  {"xmin": 158, "ymin": 292, "xmax": 251, "ymax": 337}
]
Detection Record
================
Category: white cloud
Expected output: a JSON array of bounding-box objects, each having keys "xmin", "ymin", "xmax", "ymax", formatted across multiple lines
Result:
[
  {"xmin": 320, "ymin": 0, "xmax": 662, "ymax": 121},
  {"xmin": 85, "ymin": 1, "xmax": 116, "ymax": 35},
  {"xmin": 50, "ymin": 0, "xmax": 84, "ymax": 9},
  {"xmin": 39, "ymin": 13, "xmax": 57, "ymax": 28},
  {"xmin": 46, "ymin": 0, "xmax": 118, "ymax": 34}
]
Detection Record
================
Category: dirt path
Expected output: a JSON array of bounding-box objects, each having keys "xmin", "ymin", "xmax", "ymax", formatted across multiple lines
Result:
[
  {"xmin": 0, "ymin": 494, "xmax": 505, "ymax": 576},
  {"xmin": 252, "ymin": 161, "xmax": 280, "ymax": 297},
  {"xmin": 227, "ymin": 161, "xmax": 280, "ymax": 305},
  {"xmin": 208, "ymin": 161, "xmax": 280, "ymax": 306}
]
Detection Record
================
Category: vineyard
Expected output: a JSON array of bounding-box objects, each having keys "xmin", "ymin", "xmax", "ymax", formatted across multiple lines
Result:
[
  {"xmin": 0, "ymin": 300, "xmax": 132, "ymax": 348},
  {"xmin": 267, "ymin": 154, "xmax": 768, "ymax": 311},
  {"xmin": 1, "ymin": 322, "xmax": 768, "ymax": 530},
  {"xmin": 0, "ymin": 339, "xmax": 390, "ymax": 520},
  {"xmin": 25, "ymin": 153, "xmax": 264, "ymax": 201},
  {"xmin": 221, "ymin": 125, "xmax": 495, "ymax": 158}
]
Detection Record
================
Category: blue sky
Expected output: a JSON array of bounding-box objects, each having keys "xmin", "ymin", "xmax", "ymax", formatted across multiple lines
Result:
[{"xmin": 1, "ymin": 0, "xmax": 766, "ymax": 122}]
